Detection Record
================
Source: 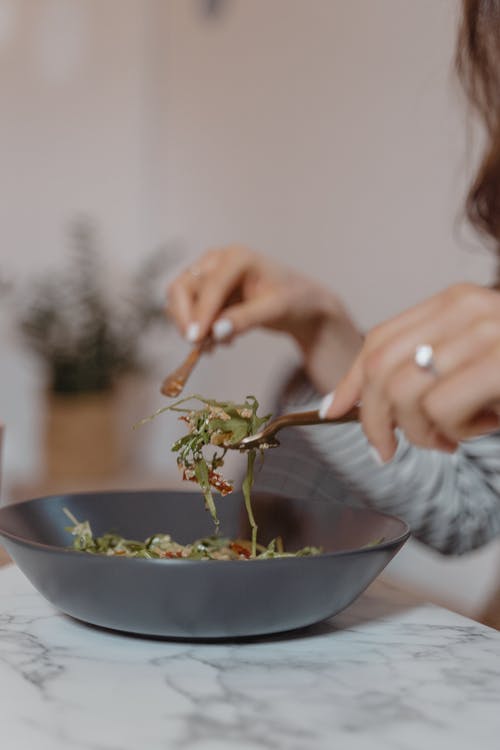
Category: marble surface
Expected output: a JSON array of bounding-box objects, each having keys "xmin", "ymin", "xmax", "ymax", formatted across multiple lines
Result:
[{"xmin": 1, "ymin": 564, "xmax": 500, "ymax": 750}]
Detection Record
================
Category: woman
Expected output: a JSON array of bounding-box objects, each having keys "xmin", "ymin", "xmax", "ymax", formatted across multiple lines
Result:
[{"xmin": 166, "ymin": 1, "xmax": 500, "ymax": 555}]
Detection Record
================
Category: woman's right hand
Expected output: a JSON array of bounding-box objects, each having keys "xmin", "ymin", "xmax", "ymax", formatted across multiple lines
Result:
[{"xmin": 167, "ymin": 245, "xmax": 363, "ymax": 393}]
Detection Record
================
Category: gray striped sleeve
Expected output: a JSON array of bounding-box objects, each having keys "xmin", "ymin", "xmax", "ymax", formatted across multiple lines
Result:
[{"xmin": 254, "ymin": 380, "xmax": 500, "ymax": 556}]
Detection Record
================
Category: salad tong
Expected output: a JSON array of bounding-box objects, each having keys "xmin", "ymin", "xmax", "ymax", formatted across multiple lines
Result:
[
  {"xmin": 232, "ymin": 405, "xmax": 360, "ymax": 451},
  {"xmin": 161, "ymin": 339, "xmax": 212, "ymax": 397}
]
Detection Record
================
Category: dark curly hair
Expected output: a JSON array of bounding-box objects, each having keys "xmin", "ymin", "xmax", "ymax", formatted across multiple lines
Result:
[{"xmin": 457, "ymin": 1, "xmax": 500, "ymax": 252}]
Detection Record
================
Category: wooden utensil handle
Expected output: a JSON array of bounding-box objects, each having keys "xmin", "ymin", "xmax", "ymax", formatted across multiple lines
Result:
[
  {"xmin": 161, "ymin": 344, "xmax": 204, "ymax": 397},
  {"xmin": 272, "ymin": 404, "xmax": 360, "ymax": 432}
]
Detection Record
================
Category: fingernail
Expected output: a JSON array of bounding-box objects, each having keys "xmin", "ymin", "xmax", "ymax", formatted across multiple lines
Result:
[
  {"xmin": 319, "ymin": 391, "xmax": 335, "ymax": 420},
  {"xmin": 368, "ymin": 446, "xmax": 385, "ymax": 467},
  {"xmin": 212, "ymin": 317, "xmax": 234, "ymax": 341},
  {"xmin": 186, "ymin": 322, "xmax": 200, "ymax": 343}
]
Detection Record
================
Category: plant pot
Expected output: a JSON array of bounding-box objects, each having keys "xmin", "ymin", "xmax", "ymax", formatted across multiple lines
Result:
[{"xmin": 42, "ymin": 379, "xmax": 151, "ymax": 481}]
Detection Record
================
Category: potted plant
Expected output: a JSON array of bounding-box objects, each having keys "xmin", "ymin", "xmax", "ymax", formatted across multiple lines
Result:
[{"xmin": 17, "ymin": 219, "xmax": 171, "ymax": 481}]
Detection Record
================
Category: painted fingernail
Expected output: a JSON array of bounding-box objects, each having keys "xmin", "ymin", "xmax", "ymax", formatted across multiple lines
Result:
[
  {"xmin": 186, "ymin": 322, "xmax": 200, "ymax": 343},
  {"xmin": 368, "ymin": 446, "xmax": 385, "ymax": 467},
  {"xmin": 212, "ymin": 317, "xmax": 234, "ymax": 341},
  {"xmin": 319, "ymin": 391, "xmax": 335, "ymax": 420}
]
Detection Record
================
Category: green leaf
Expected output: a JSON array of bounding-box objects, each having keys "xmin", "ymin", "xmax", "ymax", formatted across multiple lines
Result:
[{"xmin": 194, "ymin": 458, "xmax": 219, "ymax": 529}]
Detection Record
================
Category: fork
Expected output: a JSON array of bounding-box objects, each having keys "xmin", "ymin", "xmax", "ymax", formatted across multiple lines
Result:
[{"xmin": 231, "ymin": 404, "xmax": 360, "ymax": 450}]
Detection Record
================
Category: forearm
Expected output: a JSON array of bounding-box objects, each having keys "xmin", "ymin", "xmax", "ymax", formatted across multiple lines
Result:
[{"xmin": 292, "ymin": 296, "xmax": 363, "ymax": 394}]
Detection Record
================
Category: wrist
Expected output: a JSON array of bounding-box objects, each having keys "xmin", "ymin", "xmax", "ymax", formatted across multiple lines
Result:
[{"xmin": 294, "ymin": 296, "xmax": 362, "ymax": 393}]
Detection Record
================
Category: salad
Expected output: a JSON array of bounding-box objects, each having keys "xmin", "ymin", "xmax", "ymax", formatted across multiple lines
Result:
[
  {"xmin": 65, "ymin": 394, "xmax": 322, "ymax": 560},
  {"xmin": 64, "ymin": 508, "xmax": 321, "ymax": 560},
  {"xmin": 152, "ymin": 394, "xmax": 269, "ymax": 550}
]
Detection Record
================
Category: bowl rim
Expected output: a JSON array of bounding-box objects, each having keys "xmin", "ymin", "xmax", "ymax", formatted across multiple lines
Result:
[{"xmin": 0, "ymin": 489, "xmax": 411, "ymax": 563}]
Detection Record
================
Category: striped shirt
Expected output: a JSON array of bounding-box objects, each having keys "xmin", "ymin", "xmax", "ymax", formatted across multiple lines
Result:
[{"xmin": 254, "ymin": 374, "xmax": 500, "ymax": 555}]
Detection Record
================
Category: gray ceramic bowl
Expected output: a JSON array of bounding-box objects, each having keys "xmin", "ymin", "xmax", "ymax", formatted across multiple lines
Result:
[{"xmin": 0, "ymin": 490, "xmax": 409, "ymax": 639}]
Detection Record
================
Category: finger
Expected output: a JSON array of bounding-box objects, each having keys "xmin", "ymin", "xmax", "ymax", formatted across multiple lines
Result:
[
  {"xmin": 433, "ymin": 315, "xmax": 500, "ymax": 373},
  {"xmin": 325, "ymin": 355, "xmax": 364, "ymax": 417},
  {"xmin": 211, "ymin": 293, "xmax": 288, "ymax": 341},
  {"xmin": 415, "ymin": 317, "xmax": 500, "ymax": 441},
  {"xmin": 166, "ymin": 249, "xmax": 232, "ymax": 339},
  {"xmin": 329, "ymin": 302, "xmax": 481, "ymax": 454},
  {"xmin": 191, "ymin": 252, "xmax": 254, "ymax": 340},
  {"xmin": 166, "ymin": 274, "xmax": 198, "ymax": 337},
  {"xmin": 329, "ymin": 285, "xmax": 500, "ymax": 453},
  {"xmin": 324, "ymin": 352, "xmax": 397, "ymax": 461},
  {"xmin": 352, "ymin": 284, "xmax": 499, "ymax": 396},
  {"xmin": 343, "ymin": 297, "xmax": 498, "ymax": 435},
  {"xmin": 326, "ymin": 291, "xmax": 471, "ymax": 419},
  {"xmin": 368, "ymin": 314, "xmax": 500, "ymax": 451},
  {"xmin": 356, "ymin": 309, "xmax": 500, "ymax": 455},
  {"xmin": 387, "ymin": 359, "xmax": 457, "ymax": 452},
  {"xmin": 359, "ymin": 386, "xmax": 398, "ymax": 462},
  {"xmin": 326, "ymin": 306, "xmax": 454, "ymax": 431},
  {"xmin": 423, "ymin": 344, "xmax": 500, "ymax": 442},
  {"xmin": 359, "ymin": 283, "xmax": 493, "ymax": 357},
  {"xmin": 458, "ymin": 411, "xmax": 500, "ymax": 439}
]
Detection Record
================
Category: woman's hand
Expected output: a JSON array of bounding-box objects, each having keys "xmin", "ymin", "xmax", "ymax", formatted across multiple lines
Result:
[
  {"xmin": 167, "ymin": 245, "xmax": 363, "ymax": 393},
  {"xmin": 323, "ymin": 283, "xmax": 500, "ymax": 461}
]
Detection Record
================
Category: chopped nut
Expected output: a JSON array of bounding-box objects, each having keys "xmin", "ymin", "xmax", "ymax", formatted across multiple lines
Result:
[
  {"xmin": 210, "ymin": 431, "xmax": 233, "ymax": 446},
  {"xmin": 237, "ymin": 408, "xmax": 253, "ymax": 418},
  {"xmin": 209, "ymin": 406, "xmax": 231, "ymax": 421}
]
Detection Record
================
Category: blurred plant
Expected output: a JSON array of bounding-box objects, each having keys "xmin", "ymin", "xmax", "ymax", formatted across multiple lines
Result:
[
  {"xmin": 0, "ymin": 272, "xmax": 13, "ymax": 299},
  {"xmin": 18, "ymin": 219, "xmax": 171, "ymax": 395}
]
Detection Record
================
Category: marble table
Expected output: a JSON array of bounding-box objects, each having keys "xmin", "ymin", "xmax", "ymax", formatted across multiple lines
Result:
[{"xmin": 1, "ymin": 564, "xmax": 499, "ymax": 750}]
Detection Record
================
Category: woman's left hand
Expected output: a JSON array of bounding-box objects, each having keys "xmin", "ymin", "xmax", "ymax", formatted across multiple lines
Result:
[{"xmin": 323, "ymin": 283, "xmax": 500, "ymax": 462}]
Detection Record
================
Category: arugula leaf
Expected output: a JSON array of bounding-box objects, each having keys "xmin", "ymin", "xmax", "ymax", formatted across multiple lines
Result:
[
  {"xmin": 137, "ymin": 394, "xmax": 272, "ymax": 546},
  {"xmin": 194, "ymin": 457, "xmax": 219, "ymax": 530}
]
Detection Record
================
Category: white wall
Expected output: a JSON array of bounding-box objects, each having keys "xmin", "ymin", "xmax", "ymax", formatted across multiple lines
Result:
[
  {"xmin": 158, "ymin": 0, "xmax": 494, "ymax": 304},
  {"xmin": 0, "ymin": 0, "xmax": 499, "ymax": 616}
]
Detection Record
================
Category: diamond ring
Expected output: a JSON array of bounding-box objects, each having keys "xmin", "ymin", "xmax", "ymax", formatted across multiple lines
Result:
[{"xmin": 414, "ymin": 344, "xmax": 438, "ymax": 376}]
